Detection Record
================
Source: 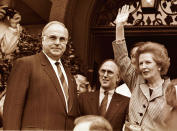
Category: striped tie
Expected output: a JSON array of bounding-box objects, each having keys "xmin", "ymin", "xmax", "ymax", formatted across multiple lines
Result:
[
  {"xmin": 99, "ymin": 91, "xmax": 109, "ymax": 116},
  {"xmin": 55, "ymin": 62, "xmax": 69, "ymax": 100}
]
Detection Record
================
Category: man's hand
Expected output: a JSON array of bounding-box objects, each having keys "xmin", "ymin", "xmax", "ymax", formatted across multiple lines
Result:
[{"xmin": 114, "ymin": 5, "xmax": 129, "ymax": 27}]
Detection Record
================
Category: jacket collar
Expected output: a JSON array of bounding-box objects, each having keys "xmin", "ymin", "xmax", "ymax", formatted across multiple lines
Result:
[
  {"xmin": 39, "ymin": 52, "xmax": 70, "ymax": 113},
  {"xmin": 140, "ymin": 77, "xmax": 170, "ymax": 101}
]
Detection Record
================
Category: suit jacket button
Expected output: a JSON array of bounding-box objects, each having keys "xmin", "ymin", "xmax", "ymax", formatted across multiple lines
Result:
[
  {"xmin": 143, "ymin": 104, "xmax": 146, "ymax": 108},
  {"xmin": 139, "ymin": 113, "xmax": 143, "ymax": 116}
]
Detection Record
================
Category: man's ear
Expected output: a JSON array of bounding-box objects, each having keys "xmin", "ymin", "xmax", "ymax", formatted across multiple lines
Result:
[
  {"xmin": 116, "ymin": 77, "xmax": 120, "ymax": 87},
  {"xmin": 116, "ymin": 74, "xmax": 121, "ymax": 84}
]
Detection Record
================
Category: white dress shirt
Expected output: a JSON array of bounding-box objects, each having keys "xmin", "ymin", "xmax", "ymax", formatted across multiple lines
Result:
[
  {"xmin": 116, "ymin": 83, "xmax": 131, "ymax": 97},
  {"xmin": 99, "ymin": 87, "xmax": 115, "ymax": 111},
  {"xmin": 43, "ymin": 52, "xmax": 69, "ymax": 112},
  {"xmin": 175, "ymin": 85, "xmax": 177, "ymax": 98}
]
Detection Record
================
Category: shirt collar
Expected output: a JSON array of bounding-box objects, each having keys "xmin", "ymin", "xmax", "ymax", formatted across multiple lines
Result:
[
  {"xmin": 100, "ymin": 87, "xmax": 115, "ymax": 95},
  {"xmin": 175, "ymin": 85, "xmax": 177, "ymax": 98},
  {"xmin": 43, "ymin": 51, "xmax": 62, "ymax": 65}
]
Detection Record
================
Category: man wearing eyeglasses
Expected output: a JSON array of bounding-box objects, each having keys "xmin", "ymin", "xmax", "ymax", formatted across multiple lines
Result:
[
  {"xmin": 3, "ymin": 21, "xmax": 79, "ymax": 130},
  {"xmin": 78, "ymin": 59, "xmax": 129, "ymax": 131}
]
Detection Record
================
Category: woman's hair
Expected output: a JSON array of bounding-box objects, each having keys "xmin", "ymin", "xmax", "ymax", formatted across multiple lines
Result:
[
  {"xmin": 134, "ymin": 41, "xmax": 170, "ymax": 76},
  {"xmin": 165, "ymin": 79, "xmax": 177, "ymax": 107},
  {"xmin": 130, "ymin": 42, "xmax": 145, "ymax": 58}
]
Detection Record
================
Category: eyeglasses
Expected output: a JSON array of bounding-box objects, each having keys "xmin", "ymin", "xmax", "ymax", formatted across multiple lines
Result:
[
  {"xmin": 43, "ymin": 35, "xmax": 68, "ymax": 44},
  {"xmin": 99, "ymin": 69, "xmax": 114, "ymax": 77}
]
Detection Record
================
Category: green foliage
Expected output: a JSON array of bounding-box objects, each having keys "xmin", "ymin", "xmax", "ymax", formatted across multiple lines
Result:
[
  {"xmin": 62, "ymin": 38, "xmax": 81, "ymax": 75},
  {"xmin": 0, "ymin": 29, "xmax": 42, "ymax": 91},
  {"xmin": 14, "ymin": 29, "xmax": 42, "ymax": 59}
]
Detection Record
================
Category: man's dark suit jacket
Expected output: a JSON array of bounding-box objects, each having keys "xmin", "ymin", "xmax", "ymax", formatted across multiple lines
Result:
[
  {"xmin": 79, "ymin": 90, "xmax": 129, "ymax": 131},
  {"xmin": 3, "ymin": 52, "xmax": 79, "ymax": 130}
]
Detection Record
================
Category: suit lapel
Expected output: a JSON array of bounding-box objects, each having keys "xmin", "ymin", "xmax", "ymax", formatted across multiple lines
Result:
[
  {"xmin": 105, "ymin": 93, "xmax": 123, "ymax": 121},
  {"xmin": 140, "ymin": 83, "xmax": 151, "ymax": 101},
  {"xmin": 150, "ymin": 78, "xmax": 170, "ymax": 101},
  {"xmin": 38, "ymin": 52, "xmax": 67, "ymax": 112},
  {"xmin": 63, "ymin": 66, "xmax": 75, "ymax": 113},
  {"xmin": 89, "ymin": 91, "xmax": 100, "ymax": 115}
]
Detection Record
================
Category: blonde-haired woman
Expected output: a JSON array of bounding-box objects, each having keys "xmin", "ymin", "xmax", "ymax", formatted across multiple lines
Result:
[{"xmin": 112, "ymin": 5, "xmax": 172, "ymax": 131}]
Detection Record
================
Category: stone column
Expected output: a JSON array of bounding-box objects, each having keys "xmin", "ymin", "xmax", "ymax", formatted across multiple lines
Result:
[{"xmin": 49, "ymin": 0, "xmax": 69, "ymax": 23}]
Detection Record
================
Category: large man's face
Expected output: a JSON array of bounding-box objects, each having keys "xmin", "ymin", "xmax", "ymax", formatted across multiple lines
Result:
[
  {"xmin": 42, "ymin": 23, "xmax": 68, "ymax": 60},
  {"xmin": 99, "ymin": 61, "xmax": 119, "ymax": 91}
]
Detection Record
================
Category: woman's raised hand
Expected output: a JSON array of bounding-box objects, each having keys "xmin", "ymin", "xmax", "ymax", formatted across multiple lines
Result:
[{"xmin": 114, "ymin": 5, "xmax": 129, "ymax": 26}]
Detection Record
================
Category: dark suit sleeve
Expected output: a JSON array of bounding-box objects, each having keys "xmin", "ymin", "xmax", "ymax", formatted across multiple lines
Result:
[
  {"xmin": 125, "ymin": 98, "xmax": 130, "ymax": 121},
  {"xmin": 78, "ymin": 94, "xmax": 84, "ymax": 116},
  {"xmin": 3, "ymin": 58, "xmax": 30, "ymax": 130}
]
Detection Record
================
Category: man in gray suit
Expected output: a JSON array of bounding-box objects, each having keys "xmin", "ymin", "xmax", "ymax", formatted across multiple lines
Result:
[{"xmin": 3, "ymin": 21, "xmax": 79, "ymax": 130}]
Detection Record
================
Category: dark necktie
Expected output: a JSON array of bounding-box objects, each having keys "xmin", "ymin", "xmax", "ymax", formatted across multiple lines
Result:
[
  {"xmin": 99, "ymin": 91, "xmax": 109, "ymax": 116},
  {"xmin": 55, "ymin": 62, "xmax": 69, "ymax": 100}
]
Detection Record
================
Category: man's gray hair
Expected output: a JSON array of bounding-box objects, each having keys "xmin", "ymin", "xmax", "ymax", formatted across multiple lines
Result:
[{"xmin": 42, "ymin": 21, "xmax": 68, "ymax": 36}]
